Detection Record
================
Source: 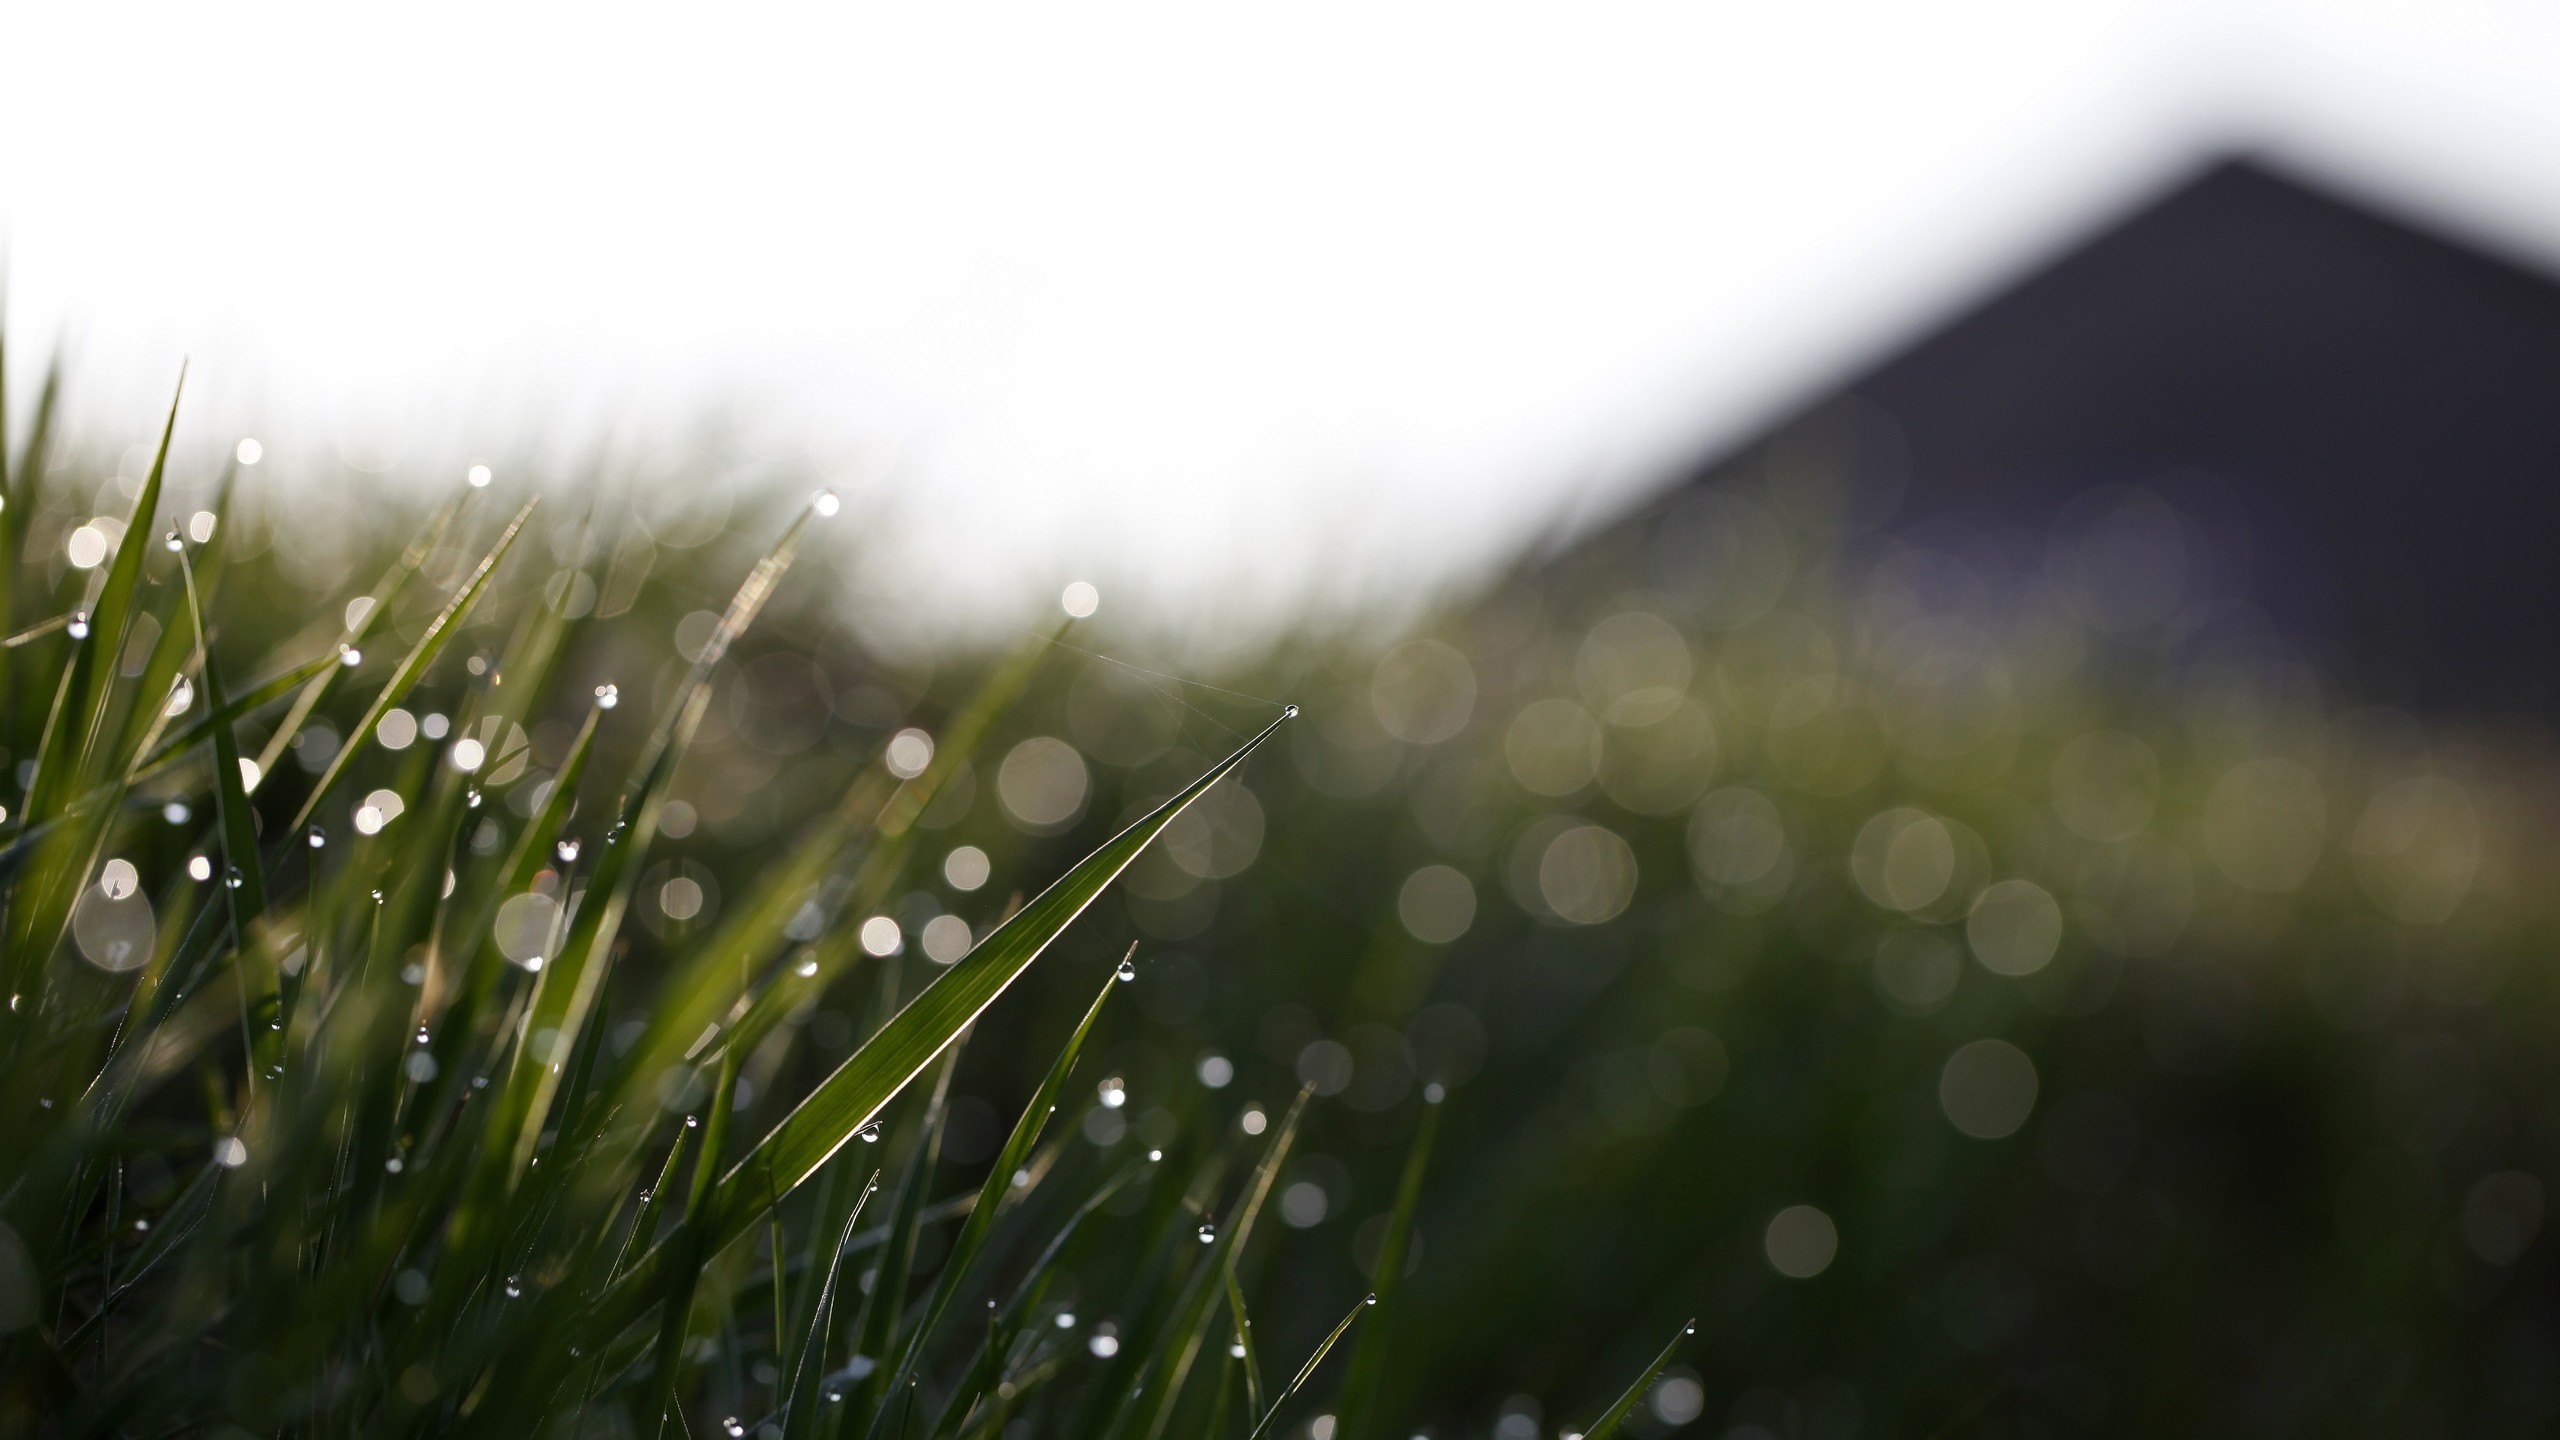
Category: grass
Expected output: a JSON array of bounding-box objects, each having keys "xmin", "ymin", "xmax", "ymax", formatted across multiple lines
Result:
[{"xmin": 0, "ymin": 368, "xmax": 1684, "ymax": 1438}]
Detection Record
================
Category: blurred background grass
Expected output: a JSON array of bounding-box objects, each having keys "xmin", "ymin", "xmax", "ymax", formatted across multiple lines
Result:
[{"xmin": 9, "ymin": 386, "xmax": 2547, "ymax": 1436}]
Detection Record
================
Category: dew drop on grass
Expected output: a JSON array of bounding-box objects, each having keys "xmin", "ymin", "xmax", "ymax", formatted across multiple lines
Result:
[
  {"xmin": 724, "ymin": 1419, "xmax": 745, "ymax": 1438},
  {"xmin": 1197, "ymin": 1222, "xmax": 1217, "ymax": 1245},
  {"xmin": 795, "ymin": 956, "xmax": 819, "ymax": 978},
  {"xmin": 339, "ymin": 644, "xmax": 361, "ymax": 667},
  {"xmin": 1148, "ymin": 1148, "xmax": 1163, "ymax": 1162},
  {"xmin": 163, "ymin": 530, "xmax": 183, "ymax": 552},
  {"xmin": 68, "ymin": 612, "xmax": 89, "ymax": 640},
  {"xmin": 555, "ymin": 839, "xmax": 580, "ymax": 863},
  {"xmin": 684, "ymin": 1115, "xmax": 699, "ymax": 1129},
  {"xmin": 466, "ymin": 790, "xmax": 483, "ymax": 809},
  {"xmin": 858, "ymin": 1122, "xmax": 882, "ymax": 1143},
  {"xmin": 504, "ymin": 1277, "xmax": 521, "ymax": 1298},
  {"xmin": 1116, "ymin": 958, "xmax": 1136, "ymax": 982},
  {"xmin": 307, "ymin": 825, "xmax": 326, "ymax": 849},
  {"xmin": 1364, "ymin": 1293, "xmax": 1378, "ymax": 1306},
  {"xmin": 225, "ymin": 868, "xmax": 244, "ymax": 890},
  {"xmin": 1283, "ymin": 703, "xmax": 1299, "ymax": 719},
  {"xmin": 811, "ymin": 489, "xmax": 840, "ymax": 518},
  {"xmin": 594, "ymin": 683, "xmax": 618, "ymax": 709},
  {"xmin": 385, "ymin": 1157, "xmax": 403, "ymax": 1174},
  {"xmin": 1230, "ymin": 1340, "xmax": 1246, "ymax": 1358}
]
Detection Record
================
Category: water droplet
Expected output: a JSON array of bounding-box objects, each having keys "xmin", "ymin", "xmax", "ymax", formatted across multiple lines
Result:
[
  {"xmin": 504, "ymin": 1277, "xmax": 522, "ymax": 1298},
  {"xmin": 68, "ymin": 612, "xmax": 89, "ymax": 640},
  {"xmin": 1147, "ymin": 1148, "xmax": 1163, "ymax": 1162},
  {"xmin": 1097, "ymin": 1076, "xmax": 1127, "ymax": 1109},
  {"xmin": 135, "ymin": 1219, "xmax": 149, "ymax": 1231},
  {"xmin": 163, "ymin": 530, "xmax": 183, "ymax": 552},
  {"xmin": 1197, "ymin": 1222, "xmax": 1217, "ymax": 1244},
  {"xmin": 1283, "ymin": 703, "xmax": 1299, "ymax": 719},
  {"xmin": 265, "ymin": 1064, "xmax": 283, "ymax": 1079},
  {"xmin": 794, "ymin": 956, "xmax": 819, "ymax": 978},
  {"xmin": 555, "ymin": 839, "xmax": 580, "ymax": 863},
  {"xmin": 307, "ymin": 825, "xmax": 326, "ymax": 849},
  {"xmin": 38, "ymin": 1096, "xmax": 53, "ymax": 1109},
  {"xmin": 416, "ymin": 1026, "xmax": 432, "ymax": 1044},
  {"xmin": 385, "ymin": 1157, "xmax": 404, "ymax": 1173},
  {"xmin": 684, "ymin": 1114, "xmax": 700, "ymax": 1129},
  {"xmin": 1115, "ymin": 959, "xmax": 1136, "ymax": 982},
  {"xmin": 824, "ymin": 1389, "xmax": 844, "ymax": 1404},
  {"xmin": 466, "ymin": 790, "xmax": 483, "ymax": 809},
  {"xmin": 858, "ymin": 1122, "xmax": 882, "ymax": 1143},
  {"xmin": 339, "ymin": 644, "xmax": 361, "ymax": 667},
  {"xmin": 1364, "ymin": 1293, "xmax": 1378, "ymax": 1306},
  {"xmin": 811, "ymin": 489, "xmax": 840, "ymax": 518},
  {"xmin": 224, "ymin": 867, "xmax": 244, "ymax": 889},
  {"xmin": 594, "ymin": 683, "xmax": 619, "ymax": 709},
  {"xmin": 723, "ymin": 1419, "xmax": 745, "ymax": 1438},
  {"xmin": 1230, "ymin": 1340, "xmax": 1246, "ymax": 1358},
  {"xmin": 1683, "ymin": 1322, "xmax": 1696, "ymax": 1335}
]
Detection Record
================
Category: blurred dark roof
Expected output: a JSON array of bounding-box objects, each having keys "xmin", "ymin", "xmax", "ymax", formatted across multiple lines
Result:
[{"xmin": 1677, "ymin": 156, "xmax": 2560, "ymax": 716}]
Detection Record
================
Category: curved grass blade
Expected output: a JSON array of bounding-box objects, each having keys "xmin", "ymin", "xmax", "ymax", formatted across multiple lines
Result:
[
  {"xmin": 881, "ymin": 954, "xmax": 1123, "ymax": 1398},
  {"xmin": 780, "ymin": 1170, "xmax": 881, "ymax": 1440},
  {"xmin": 700, "ymin": 710, "xmax": 1291, "ymax": 1249},
  {"xmin": 129, "ymin": 651, "xmax": 338, "ymax": 778},
  {"xmin": 1245, "ymin": 1291, "xmax": 1376, "ymax": 1440},
  {"xmin": 1577, "ymin": 1318, "xmax": 1697, "ymax": 1440},
  {"xmin": 289, "ymin": 496, "xmax": 537, "ymax": 830}
]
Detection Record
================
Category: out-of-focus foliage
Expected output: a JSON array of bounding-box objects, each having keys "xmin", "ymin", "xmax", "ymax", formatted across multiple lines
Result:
[{"xmin": 3, "ymin": 364, "xmax": 2557, "ymax": 1440}]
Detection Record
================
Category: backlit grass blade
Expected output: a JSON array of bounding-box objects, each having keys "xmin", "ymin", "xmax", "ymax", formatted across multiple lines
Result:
[
  {"xmin": 848, "ymin": 1045, "xmax": 962, "ymax": 1428},
  {"xmin": 781, "ymin": 1169, "xmax": 881, "ymax": 1440},
  {"xmin": 612, "ymin": 625, "xmax": 1058, "ymax": 1118},
  {"xmin": 1331, "ymin": 1089, "xmax": 1442, "ymax": 1440},
  {"xmin": 882, "ymin": 956, "xmax": 1123, "ymax": 1397},
  {"xmin": 248, "ymin": 490, "xmax": 465, "ymax": 786},
  {"xmin": 1245, "ymin": 1292, "xmax": 1375, "ymax": 1440},
  {"xmin": 289, "ymin": 496, "xmax": 537, "ymax": 830},
  {"xmin": 700, "ymin": 710, "xmax": 1291, "ymax": 1248},
  {"xmin": 649, "ymin": 1048, "xmax": 738, "ymax": 1438},
  {"xmin": 1575, "ymin": 1319, "xmax": 1696, "ymax": 1440},
  {"xmin": 129, "ymin": 651, "xmax": 339, "ymax": 778},
  {"xmin": 1223, "ymin": 1263, "xmax": 1264, "ymax": 1422}
]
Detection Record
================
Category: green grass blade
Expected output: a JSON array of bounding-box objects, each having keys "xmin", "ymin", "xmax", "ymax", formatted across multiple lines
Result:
[
  {"xmin": 247, "ymin": 491, "xmax": 465, "ymax": 786},
  {"xmin": 288, "ymin": 496, "xmax": 537, "ymax": 830},
  {"xmin": 650, "ymin": 1047, "xmax": 739, "ymax": 1438},
  {"xmin": 701, "ymin": 710, "xmax": 1291, "ymax": 1248},
  {"xmin": 1245, "ymin": 1292, "xmax": 1375, "ymax": 1440},
  {"xmin": 129, "ymin": 651, "xmax": 339, "ymax": 778},
  {"xmin": 882, "ymin": 956, "xmax": 1123, "ymax": 1396},
  {"xmin": 612, "ymin": 626, "xmax": 1058, "ymax": 1119},
  {"xmin": 781, "ymin": 1170, "xmax": 881, "ymax": 1440},
  {"xmin": 1331, "ymin": 1090, "xmax": 1442, "ymax": 1440},
  {"xmin": 1576, "ymin": 1319, "xmax": 1696, "ymax": 1440},
  {"xmin": 1222, "ymin": 1262, "xmax": 1264, "ymax": 1422}
]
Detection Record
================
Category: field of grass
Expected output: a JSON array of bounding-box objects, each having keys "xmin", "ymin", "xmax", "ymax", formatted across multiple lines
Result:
[{"xmin": 4, "ymin": 361, "xmax": 2560, "ymax": 1438}]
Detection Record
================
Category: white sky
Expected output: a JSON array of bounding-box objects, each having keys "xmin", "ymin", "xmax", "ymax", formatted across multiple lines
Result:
[{"xmin": 8, "ymin": 1, "xmax": 2560, "ymax": 646}]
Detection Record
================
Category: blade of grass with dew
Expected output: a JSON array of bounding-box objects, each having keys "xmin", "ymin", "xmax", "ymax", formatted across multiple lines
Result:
[
  {"xmin": 1243, "ymin": 1292, "xmax": 1376, "ymax": 1440},
  {"xmin": 249, "ymin": 492, "xmax": 466, "ymax": 787},
  {"xmin": 1111, "ymin": 1088, "xmax": 1311, "ymax": 1440},
  {"xmin": 649, "ymin": 1046, "xmax": 738, "ymax": 1439},
  {"xmin": 613, "ymin": 625, "xmax": 1059, "ymax": 1123},
  {"xmin": 288, "ymin": 496, "xmax": 537, "ymax": 832},
  {"xmin": 1331, "ymin": 1088, "xmax": 1442, "ymax": 1440},
  {"xmin": 880, "ymin": 956, "xmax": 1122, "ymax": 1399},
  {"xmin": 848, "ymin": 1044, "xmax": 962, "ymax": 1431},
  {"xmin": 695, "ymin": 711, "xmax": 1290, "ymax": 1252},
  {"xmin": 1222, "ymin": 1263, "xmax": 1264, "ymax": 1422},
  {"xmin": 781, "ymin": 1169, "xmax": 882, "ymax": 1440},
  {"xmin": 4, "ymin": 371, "xmax": 180, "ymax": 1002},
  {"xmin": 1574, "ymin": 1318, "xmax": 1696, "ymax": 1440},
  {"xmin": 489, "ymin": 499, "xmax": 822, "ymax": 1183}
]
